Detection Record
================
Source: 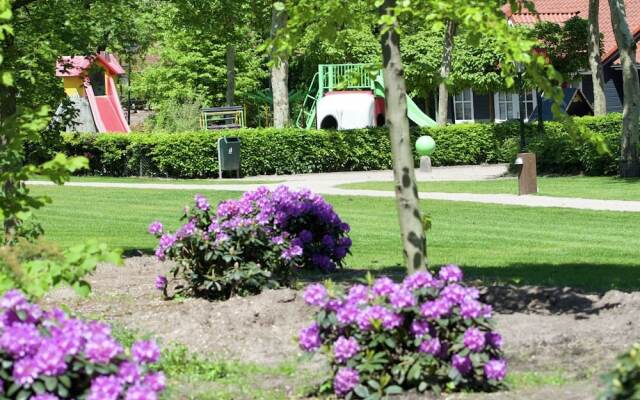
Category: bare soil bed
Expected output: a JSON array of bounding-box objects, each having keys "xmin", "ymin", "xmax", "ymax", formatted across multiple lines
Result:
[{"xmin": 43, "ymin": 257, "xmax": 640, "ymax": 399}]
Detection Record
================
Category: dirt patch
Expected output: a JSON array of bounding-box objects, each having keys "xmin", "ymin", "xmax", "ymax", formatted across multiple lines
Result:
[{"xmin": 43, "ymin": 257, "xmax": 640, "ymax": 399}]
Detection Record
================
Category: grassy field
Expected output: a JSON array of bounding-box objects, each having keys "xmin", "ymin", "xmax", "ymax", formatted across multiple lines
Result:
[
  {"xmin": 30, "ymin": 175, "xmax": 281, "ymax": 185},
  {"xmin": 31, "ymin": 185, "xmax": 640, "ymax": 291},
  {"xmin": 338, "ymin": 176, "xmax": 640, "ymax": 201}
]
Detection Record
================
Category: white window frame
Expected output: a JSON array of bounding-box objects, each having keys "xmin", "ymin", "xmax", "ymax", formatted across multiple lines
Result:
[
  {"xmin": 453, "ymin": 88, "xmax": 475, "ymax": 123},
  {"xmin": 493, "ymin": 90, "xmax": 537, "ymax": 123}
]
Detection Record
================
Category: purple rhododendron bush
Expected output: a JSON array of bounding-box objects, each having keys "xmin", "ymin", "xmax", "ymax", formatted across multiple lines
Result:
[
  {"xmin": 0, "ymin": 290, "xmax": 165, "ymax": 399},
  {"xmin": 149, "ymin": 186, "xmax": 351, "ymax": 300},
  {"xmin": 299, "ymin": 265, "xmax": 506, "ymax": 398}
]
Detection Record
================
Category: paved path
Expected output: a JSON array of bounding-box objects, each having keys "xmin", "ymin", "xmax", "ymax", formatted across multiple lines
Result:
[{"xmin": 27, "ymin": 164, "xmax": 640, "ymax": 213}]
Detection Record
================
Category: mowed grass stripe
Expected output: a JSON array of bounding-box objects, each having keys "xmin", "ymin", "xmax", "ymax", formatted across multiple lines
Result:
[{"xmin": 31, "ymin": 186, "xmax": 640, "ymax": 291}]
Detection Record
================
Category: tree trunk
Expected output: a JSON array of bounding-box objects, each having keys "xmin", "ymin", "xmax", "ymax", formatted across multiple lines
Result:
[
  {"xmin": 225, "ymin": 44, "xmax": 236, "ymax": 106},
  {"xmin": 379, "ymin": 0, "xmax": 427, "ymax": 272},
  {"xmin": 0, "ymin": 36, "xmax": 19, "ymax": 241},
  {"xmin": 589, "ymin": 0, "xmax": 607, "ymax": 115},
  {"xmin": 270, "ymin": 6, "xmax": 289, "ymax": 128},
  {"xmin": 608, "ymin": 0, "xmax": 640, "ymax": 177},
  {"xmin": 437, "ymin": 21, "xmax": 456, "ymax": 126}
]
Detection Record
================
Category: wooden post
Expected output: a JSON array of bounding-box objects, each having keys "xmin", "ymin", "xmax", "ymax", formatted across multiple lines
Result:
[{"xmin": 517, "ymin": 153, "xmax": 538, "ymax": 195}]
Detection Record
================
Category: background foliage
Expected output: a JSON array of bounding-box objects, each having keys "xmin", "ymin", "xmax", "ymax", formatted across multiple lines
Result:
[{"xmin": 39, "ymin": 114, "xmax": 622, "ymax": 179}]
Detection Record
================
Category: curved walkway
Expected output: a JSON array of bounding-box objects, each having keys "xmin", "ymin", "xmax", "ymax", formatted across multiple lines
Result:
[{"xmin": 27, "ymin": 164, "xmax": 640, "ymax": 213}]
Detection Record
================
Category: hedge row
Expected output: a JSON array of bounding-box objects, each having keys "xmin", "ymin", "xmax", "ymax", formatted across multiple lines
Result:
[{"xmin": 44, "ymin": 114, "xmax": 623, "ymax": 178}]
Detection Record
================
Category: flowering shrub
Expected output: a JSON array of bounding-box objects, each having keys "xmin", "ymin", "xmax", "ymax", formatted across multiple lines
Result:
[
  {"xmin": 0, "ymin": 289, "xmax": 165, "ymax": 399},
  {"xmin": 602, "ymin": 343, "xmax": 640, "ymax": 399},
  {"xmin": 150, "ymin": 186, "xmax": 351, "ymax": 300},
  {"xmin": 299, "ymin": 265, "xmax": 507, "ymax": 398}
]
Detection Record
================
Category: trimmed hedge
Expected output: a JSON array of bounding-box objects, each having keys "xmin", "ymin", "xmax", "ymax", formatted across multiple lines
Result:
[{"xmin": 44, "ymin": 114, "xmax": 623, "ymax": 178}]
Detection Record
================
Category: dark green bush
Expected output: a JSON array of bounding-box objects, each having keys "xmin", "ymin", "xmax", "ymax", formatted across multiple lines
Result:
[{"xmin": 44, "ymin": 114, "xmax": 622, "ymax": 178}]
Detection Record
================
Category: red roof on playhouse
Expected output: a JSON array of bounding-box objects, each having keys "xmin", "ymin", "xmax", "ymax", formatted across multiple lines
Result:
[
  {"xmin": 56, "ymin": 52, "xmax": 126, "ymax": 77},
  {"xmin": 503, "ymin": 0, "xmax": 640, "ymax": 63}
]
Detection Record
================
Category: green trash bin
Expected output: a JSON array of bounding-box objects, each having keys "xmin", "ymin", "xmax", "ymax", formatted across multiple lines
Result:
[{"xmin": 217, "ymin": 136, "xmax": 241, "ymax": 178}]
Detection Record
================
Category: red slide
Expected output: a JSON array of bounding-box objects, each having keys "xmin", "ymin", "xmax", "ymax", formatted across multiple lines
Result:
[{"xmin": 94, "ymin": 96, "xmax": 127, "ymax": 132}]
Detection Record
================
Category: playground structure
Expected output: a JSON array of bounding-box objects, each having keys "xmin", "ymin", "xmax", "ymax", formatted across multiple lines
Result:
[
  {"xmin": 56, "ymin": 52, "xmax": 130, "ymax": 133},
  {"xmin": 297, "ymin": 64, "xmax": 436, "ymax": 130},
  {"xmin": 200, "ymin": 106, "xmax": 246, "ymax": 130}
]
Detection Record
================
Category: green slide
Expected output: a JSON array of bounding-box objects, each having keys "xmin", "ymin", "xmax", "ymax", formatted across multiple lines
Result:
[{"xmin": 374, "ymin": 75, "xmax": 437, "ymax": 127}]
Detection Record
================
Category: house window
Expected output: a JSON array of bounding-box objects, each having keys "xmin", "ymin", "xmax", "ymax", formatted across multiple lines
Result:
[
  {"xmin": 495, "ymin": 91, "xmax": 517, "ymax": 121},
  {"xmin": 522, "ymin": 90, "xmax": 536, "ymax": 121},
  {"xmin": 453, "ymin": 88, "xmax": 474, "ymax": 123},
  {"xmin": 493, "ymin": 90, "xmax": 537, "ymax": 122}
]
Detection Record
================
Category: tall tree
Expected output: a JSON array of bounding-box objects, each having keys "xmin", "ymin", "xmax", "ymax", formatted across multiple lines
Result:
[
  {"xmin": 608, "ymin": 0, "xmax": 640, "ymax": 177},
  {"xmin": 270, "ymin": 4, "xmax": 289, "ymax": 128},
  {"xmin": 437, "ymin": 21, "xmax": 456, "ymax": 126},
  {"xmin": 379, "ymin": 0, "xmax": 427, "ymax": 272},
  {"xmin": 588, "ymin": 0, "xmax": 607, "ymax": 115}
]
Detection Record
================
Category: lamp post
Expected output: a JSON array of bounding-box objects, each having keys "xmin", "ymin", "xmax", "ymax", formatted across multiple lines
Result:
[{"xmin": 517, "ymin": 62, "xmax": 526, "ymax": 152}]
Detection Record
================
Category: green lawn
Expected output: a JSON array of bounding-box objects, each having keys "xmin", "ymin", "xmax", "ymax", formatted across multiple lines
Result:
[
  {"xmin": 31, "ymin": 185, "xmax": 640, "ymax": 291},
  {"xmin": 30, "ymin": 175, "xmax": 281, "ymax": 185},
  {"xmin": 338, "ymin": 176, "xmax": 640, "ymax": 201}
]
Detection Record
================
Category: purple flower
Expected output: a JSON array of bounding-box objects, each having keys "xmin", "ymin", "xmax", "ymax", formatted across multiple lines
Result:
[
  {"xmin": 271, "ymin": 234, "xmax": 285, "ymax": 245},
  {"xmin": 484, "ymin": 359, "xmax": 507, "ymax": 381},
  {"xmin": 372, "ymin": 277, "xmax": 398, "ymax": 297},
  {"xmin": 175, "ymin": 220, "xmax": 197, "ymax": 239},
  {"xmin": 299, "ymin": 230, "xmax": 313, "ymax": 243},
  {"xmin": 459, "ymin": 298, "xmax": 483, "ymax": 319},
  {"xmin": 303, "ymin": 284, "xmax": 328, "ymax": 307},
  {"xmin": 419, "ymin": 338, "xmax": 442, "ymax": 356},
  {"xmin": 144, "ymin": 372, "xmax": 167, "ymax": 392},
  {"xmin": 32, "ymin": 395, "xmax": 59, "ymax": 400},
  {"xmin": 215, "ymin": 231, "xmax": 230, "ymax": 242},
  {"xmin": 346, "ymin": 285, "xmax": 369, "ymax": 305},
  {"xmin": 440, "ymin": 284, "xmax": 467, "ymax": 305},
  {"xmin": 321, "ymin": 234, "xmax": 335, "ymax": 249},
  {"xmin": 334, "ymin": 367, "xmax": 359, "ymax": 397},
  {"xmin": 336, "ymin": 303, "xmax": 359, "ymax": 325},
  {"xmin": 118, "ymin": 361, "xmax": 141, "ymax": 384},
  {"xmin": 439, "ymin": 264, "xmax": 463, "ymax": 283},
  {"xmin": 0, "ymin": 322, "xmax": 41, "ymax": 357},
  {"xmin": 147, "ymin": 221, "xmax": 163, "ymax": 235},
  {"xmin": 311, "ymin": 253, "xmax": 335, "ymax": 271},
  {"xmin": 339, "ymin": 222, "xmax": 351, "ymax": 233},
  {"xmin": 85, "ymin": 333, "xmax": 123, "ymax": 364},
  {"xmin": 402, "ymin": 271, "xmax": 437, "ymax": 290},
  {"xmin": 420, "ymin": 299, "xmax": 451, "ymax": 319},
  {"xmin": 452, "ymin": 354, "xmax": 472, "ymax": 375},
  {"xmin": 132, "ymin": 340, "xmax": 161, "ymax": 364},
  {"xmin": 333, "ymin": 336, "xmax": 360, "ymax": 363},
  {"xmin": 463, "ymin": 327, "xmax": 486, "ymax": 352},
  {"xmin": 194, "ymin": 194, "xmax": 210, "ymax": 211},
  {"xmin": 88, "ymin": 375, "xmax": 123, "ymax": 400},
  {"xmin": 0, "ymin": 289, "xmax": 28, "ymax": 310},
  {"xmin": 410, "ymin": 319, "xmax": 431, "ymax": 337},
  {"xmin": 34, "ymin": 339, "xmax": 67, "ymax": 376},
  {"xmin": 299, "ymin": 323, "xmax": 321, "ymax": 352},
  {"xmin": 12, "ymin": 357, "xmax": 39, "ymax": 385},
  {"xmin": 338, "ymin": 237, "xmax": 352, "ymax": 248},
  {"xmin": 389, "ymin": 288, "xmax": 416, "ymax": 309},
  {"xmin": 155, "ymin": 275, "xmax": 167, "ymax": 291},
  {"xmin": 125, "ymin": 384, "xmax": 157, "ymax": 400},
  {"xmin": 281, "ymin": 244, "xmax": 303, "ymax": 260},
  {"xmin": 486, "ymin": 332, "xmax": 503, "ymax": 348}
]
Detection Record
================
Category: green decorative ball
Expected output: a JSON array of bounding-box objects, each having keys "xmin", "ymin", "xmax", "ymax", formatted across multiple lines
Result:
[{"xmin": 416, "ymin": 135, "xmax": 436, "ymax": 156}]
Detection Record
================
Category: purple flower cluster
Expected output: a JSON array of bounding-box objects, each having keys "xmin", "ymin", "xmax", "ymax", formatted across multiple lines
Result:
[
  {"xmin": 299, "ymin": 265, "xmax": 508, "ymax": 397},
  {"xmin": 150, "ymin": 186, "xmax": 351, "ymax": 272},
  {"xmin": 0, "ymin": 290, "xmax": 165, "ymax": 398}
]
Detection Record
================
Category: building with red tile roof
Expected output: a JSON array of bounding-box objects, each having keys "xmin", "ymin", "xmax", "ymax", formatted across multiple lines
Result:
[{"xmin": 433, "ymin": 0, "xmax": 639, "ymax": 124}]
